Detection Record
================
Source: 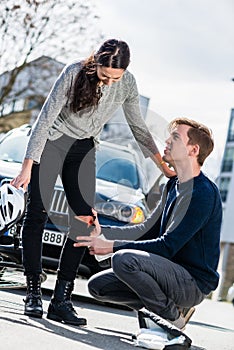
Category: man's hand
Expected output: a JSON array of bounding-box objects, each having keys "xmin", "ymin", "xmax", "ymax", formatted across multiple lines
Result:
[{"xmin": 73, "ymin": 235, "xmax": 114, "ymax": 256}]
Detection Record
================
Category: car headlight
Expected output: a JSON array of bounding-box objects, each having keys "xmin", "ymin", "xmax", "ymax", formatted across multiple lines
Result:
[{"xmin": 95, "ymin": 201, "xmax": 145, "ymax": 224}]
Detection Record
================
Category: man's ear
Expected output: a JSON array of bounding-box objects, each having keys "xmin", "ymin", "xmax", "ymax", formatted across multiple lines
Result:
[{"xmin": 189, "ymin": 144, "xmax": 200, "ymax": 157}]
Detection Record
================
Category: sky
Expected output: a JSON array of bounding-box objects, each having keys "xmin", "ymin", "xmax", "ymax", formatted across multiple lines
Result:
[{"xmin": 96, "ymin": 0, "xmax": 234, "ymax": 179}]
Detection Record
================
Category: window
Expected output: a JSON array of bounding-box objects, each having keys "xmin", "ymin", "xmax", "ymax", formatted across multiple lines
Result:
[
  {"xmin": 227, "ymin": 111, "xmax": 234, "ymax": 142},
  {"xmin": 221, "ymin": 147, "xmax": 234, "ymax": 172},
  {"xmin": 13, "ymin": 99, "xmax": 25, "ymax": 112},
  {"xmin": 0, "ymin": 133, "xmax": 29, "ymax": 163},
  {"xmin": 96, "ymin": 145, "xmax": 139, "ymax": 189},
  {"xmin": 219, "ymin": 177, "xmax": 231, "ymax": 202},
  {"xmin": 0, "ymin": 99, "xmax": 24, "ymax": 116}
]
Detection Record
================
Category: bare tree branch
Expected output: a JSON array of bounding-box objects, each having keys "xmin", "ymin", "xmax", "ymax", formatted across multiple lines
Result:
[{"xmin": 0, "ymin": 0, "xmax": 103, "ymax": 109}]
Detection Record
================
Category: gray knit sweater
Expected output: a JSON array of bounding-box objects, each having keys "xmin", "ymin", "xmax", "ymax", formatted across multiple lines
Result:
[{"xmin": 25, "ymin": 61, "xmax": 159, "ymax": 163}]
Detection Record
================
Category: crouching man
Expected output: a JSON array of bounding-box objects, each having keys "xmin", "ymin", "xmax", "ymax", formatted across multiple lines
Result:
[{"xmin": 74, "ymin": 117, "xmax": 222, "ymax": 332}]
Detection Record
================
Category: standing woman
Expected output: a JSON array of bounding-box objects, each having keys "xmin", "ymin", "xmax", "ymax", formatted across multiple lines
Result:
[{"xmin": 11, "ymin": 39, "xmax": 174, "ymax": 325}]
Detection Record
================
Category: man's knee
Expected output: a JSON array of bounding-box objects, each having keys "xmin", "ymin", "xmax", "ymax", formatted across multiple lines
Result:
[{"xmin": 112, "ymin": 250, "xmax": 139, "ymax": 276}]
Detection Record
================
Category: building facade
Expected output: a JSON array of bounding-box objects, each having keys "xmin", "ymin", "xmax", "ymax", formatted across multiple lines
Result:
[
  {"xmin": 216, "ymin": 108, "xmax": 234, "ymax": 299},
  {"xmin": 0, "ymin": 56, "xmax": 150, "ymax": 141}
]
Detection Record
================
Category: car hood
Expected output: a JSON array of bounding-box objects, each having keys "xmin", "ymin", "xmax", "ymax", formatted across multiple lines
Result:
[
  {"xmin": 0, "ymin": 160, "xmax": 22, "ymax": 179},
  {"xmin": 96, "ymin": 178, "xmax": 145, "ymax": 204}
]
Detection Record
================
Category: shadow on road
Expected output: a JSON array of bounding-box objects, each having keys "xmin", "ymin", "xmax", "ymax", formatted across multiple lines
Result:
[
  {"xmin": 1, "ymin": 289, "xmax": 233, "ymax": 350},
  {"xmin": 189, "ymin": 320, "xmax": 234, "ymax": 333}
]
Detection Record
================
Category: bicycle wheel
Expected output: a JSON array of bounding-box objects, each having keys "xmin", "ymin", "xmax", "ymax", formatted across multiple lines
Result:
[
  {"xmin": 0, "ymin": 256, "xmax": 47, "ymax": 289},
  {"xmin": 0, "ymin": 262, "xmax": 26, "ymax": 289}
]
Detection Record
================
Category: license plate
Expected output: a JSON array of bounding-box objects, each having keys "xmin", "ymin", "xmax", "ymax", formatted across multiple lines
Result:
[{"xmin": 42, "ymin": 230, "xmax": 65, "ymax": 246}]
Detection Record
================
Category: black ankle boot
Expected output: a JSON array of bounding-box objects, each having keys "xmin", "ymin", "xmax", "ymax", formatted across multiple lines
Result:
[
  {"xmin": 47, "ymin": 279, "xmax": 87, "ymax": 326},
  {"xmin": 24, "ymin": 274, "xmax": 43, "ymax": 318}
]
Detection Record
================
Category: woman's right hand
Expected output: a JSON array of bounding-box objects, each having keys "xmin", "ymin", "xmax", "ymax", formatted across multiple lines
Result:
[
  {"xmin": 161, "ymin": 162, "xmax": 176, "ymax": 178},
  {"xmin": 10, "ymin": 158, "xmax": 33, "ymax": 190},
  {"xmin": 153, "ymin": 152, "xmax": 176, "ymax": 178}
]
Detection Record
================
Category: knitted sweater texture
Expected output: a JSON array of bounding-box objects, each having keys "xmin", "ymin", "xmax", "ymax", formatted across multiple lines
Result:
[{"xmin": 25, "ymin": 61, "xmax": 158, "ymax": 163}]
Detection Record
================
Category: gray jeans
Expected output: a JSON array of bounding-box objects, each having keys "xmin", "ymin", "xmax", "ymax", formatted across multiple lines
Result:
[{"xmin": 88, "ymin": 249, "xmax": 205, "ymax": 321}]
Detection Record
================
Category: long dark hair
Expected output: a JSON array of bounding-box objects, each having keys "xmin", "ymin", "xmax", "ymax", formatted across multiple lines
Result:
[{"xmin": 70, "ymin": 39, "xmax": 130, "ymax": 113}]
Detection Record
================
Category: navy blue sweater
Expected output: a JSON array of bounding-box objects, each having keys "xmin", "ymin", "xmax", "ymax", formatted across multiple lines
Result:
[{"xmin": 103, "ymin": 172, "xmax": 222, "ymax": 295}]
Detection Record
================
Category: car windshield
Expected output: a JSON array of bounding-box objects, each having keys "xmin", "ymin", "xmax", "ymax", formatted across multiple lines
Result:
[
  {"xmin": 0, "ymin": 133, "xmax": 29, "ymax": 163},
  {"xmin": 96, "ymin": 145, "xmax": 139, "ymax": 189},
  {"xmin": 0, "ymin": 129, "xmax": 140, "ymax": 189}
]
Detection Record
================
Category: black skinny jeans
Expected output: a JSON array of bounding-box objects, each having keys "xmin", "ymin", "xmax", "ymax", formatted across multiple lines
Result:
[{"xmin": 22, "ymin": 134, "xmax": 96, "ymax": 281}]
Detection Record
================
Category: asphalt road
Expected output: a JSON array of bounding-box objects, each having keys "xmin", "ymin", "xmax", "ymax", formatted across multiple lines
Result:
[{"xmin": 0, "ymin": 274, "xmax": 233, "ymax": 350}]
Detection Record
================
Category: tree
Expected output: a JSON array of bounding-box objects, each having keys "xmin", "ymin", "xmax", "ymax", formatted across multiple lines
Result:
[{"xmin": 0, "ymin": 0, "xmax": 103, "ymax": 110}]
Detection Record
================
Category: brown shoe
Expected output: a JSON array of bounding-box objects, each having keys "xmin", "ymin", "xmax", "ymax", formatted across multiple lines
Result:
[{"xmin": 181, "ymin": 307, "xmax": 195, "ymax": 325}]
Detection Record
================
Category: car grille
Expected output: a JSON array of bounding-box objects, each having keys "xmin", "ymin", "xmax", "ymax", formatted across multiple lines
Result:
[{"xmin": 50, "ymin": 187, "xmax": 68, "ymax": 215}]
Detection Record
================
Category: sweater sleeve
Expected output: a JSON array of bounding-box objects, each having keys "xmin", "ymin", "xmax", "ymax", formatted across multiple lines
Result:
[
  {"xmin": 24, "ymin": 63, "xmax": 75, "ymax": 163},
  {"xmin": 113, "ymin": 184, "xmax": 215, "ymax": 258},
  {"xmin": 122, "ymin": 74, "xmax": 159, "ymax": 158}
]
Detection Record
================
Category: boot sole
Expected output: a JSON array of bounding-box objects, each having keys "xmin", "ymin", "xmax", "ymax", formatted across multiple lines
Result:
[
  {"xmin": 24, "ymin": 311, "xmax": 43, "ymax": 318},
  {"xmin": 47, "ymin": 313, "xmax": 87, "ymax": 326},
  {"xmin": 183, "ymin": 307, "xmax": 195, "ymax": 325}
]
